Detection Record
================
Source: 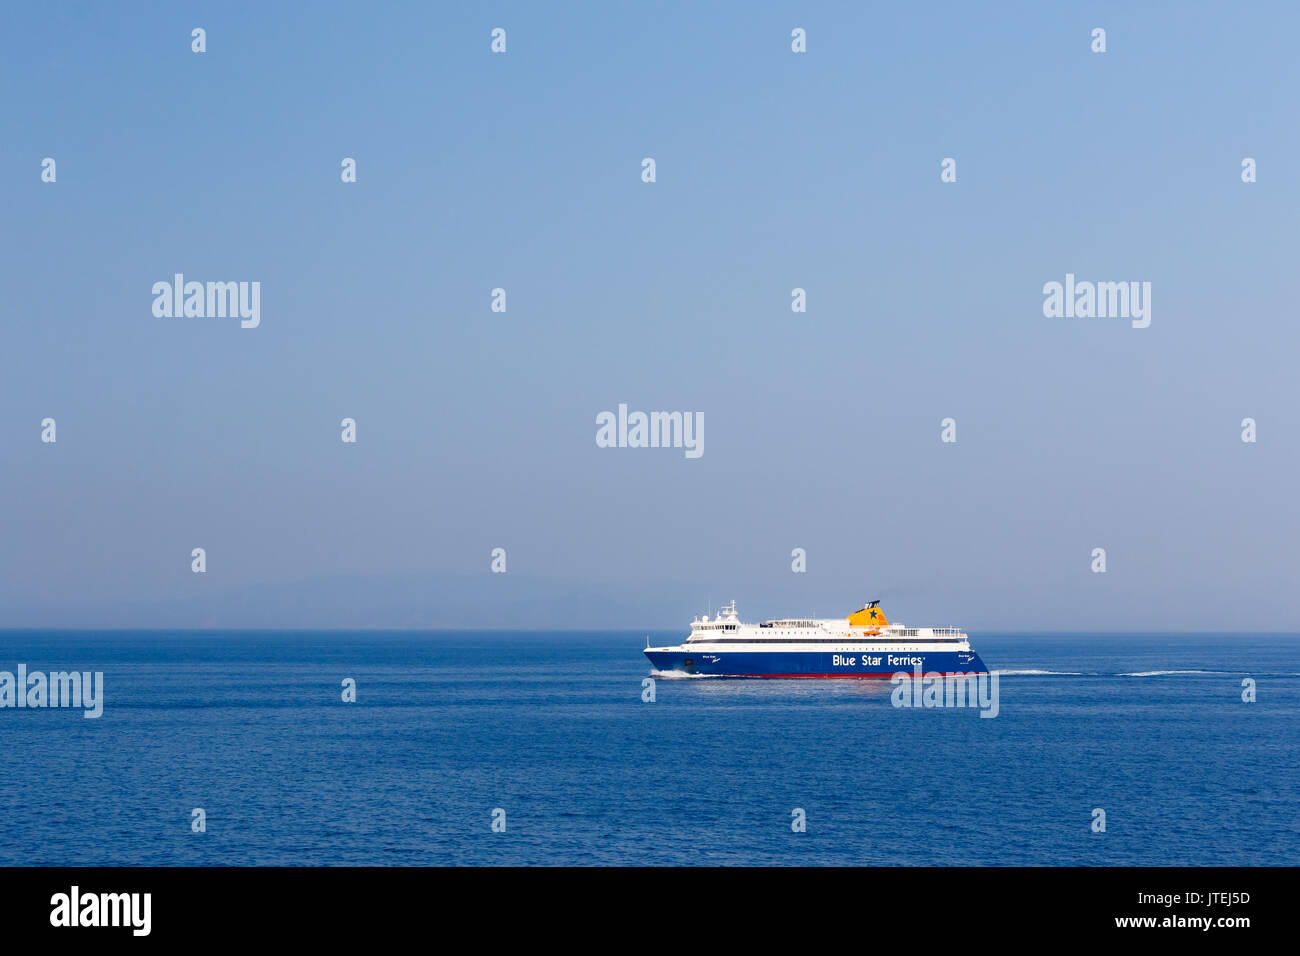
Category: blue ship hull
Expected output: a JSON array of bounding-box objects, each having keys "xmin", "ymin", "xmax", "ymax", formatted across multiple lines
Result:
[{"xmin": 644, "ymin": 648, "xmax": 989, "ymax": 678}]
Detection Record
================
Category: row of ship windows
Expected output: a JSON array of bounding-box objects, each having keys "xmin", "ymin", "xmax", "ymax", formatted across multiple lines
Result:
[
  {"xmin": 696, "ymin": 629, "xmax": 942, "ymax": 638},
  {"xmin": 691, "ymin": 628, "xmax": 964, "ymax": 639},
  {"xmin": 752, "ymin": 626, "xmax": 951, "ymax": 638}
]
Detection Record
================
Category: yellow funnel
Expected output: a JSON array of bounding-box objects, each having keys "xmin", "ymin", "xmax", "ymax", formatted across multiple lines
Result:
[{"xmin": 847, "ymin": 603, "xmax": 889, "ymax": 627}]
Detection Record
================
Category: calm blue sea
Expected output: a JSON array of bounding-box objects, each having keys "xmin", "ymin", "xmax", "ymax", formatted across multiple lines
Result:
[{"xmin": 0, "ymin": 631, "xmax": 1295, "ymax": 866}]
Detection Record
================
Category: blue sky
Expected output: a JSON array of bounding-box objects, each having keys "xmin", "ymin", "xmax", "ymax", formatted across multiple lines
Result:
[{"xmin": 2, "ymin": 2, "xmax": 1298, "ymax": 629}]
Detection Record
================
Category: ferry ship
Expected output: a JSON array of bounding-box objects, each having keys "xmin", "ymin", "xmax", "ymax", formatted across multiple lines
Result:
[{"xmin": 644, "ymin": 600, "xmax": 988, "ymax": 678}]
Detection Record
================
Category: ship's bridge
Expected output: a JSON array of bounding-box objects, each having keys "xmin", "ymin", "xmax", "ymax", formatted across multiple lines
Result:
[{"xmin": 689, "ymin": 600, "xmax": 741, "ymax": 639}]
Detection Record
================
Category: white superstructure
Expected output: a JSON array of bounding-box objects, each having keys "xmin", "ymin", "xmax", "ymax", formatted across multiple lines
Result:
[{"xmin": 651, "ymin": 600, "xmax": 972, "ymax": 654}]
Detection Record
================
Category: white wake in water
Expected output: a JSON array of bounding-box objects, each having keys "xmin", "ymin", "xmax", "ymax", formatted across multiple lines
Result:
[
  {"xmin": 994, "ymin": 669, "xmax": 1242, "ymax": 677},
  {"xmin": 648, "ymin": 668, "xmax": 1269, "ymax": 679}
]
